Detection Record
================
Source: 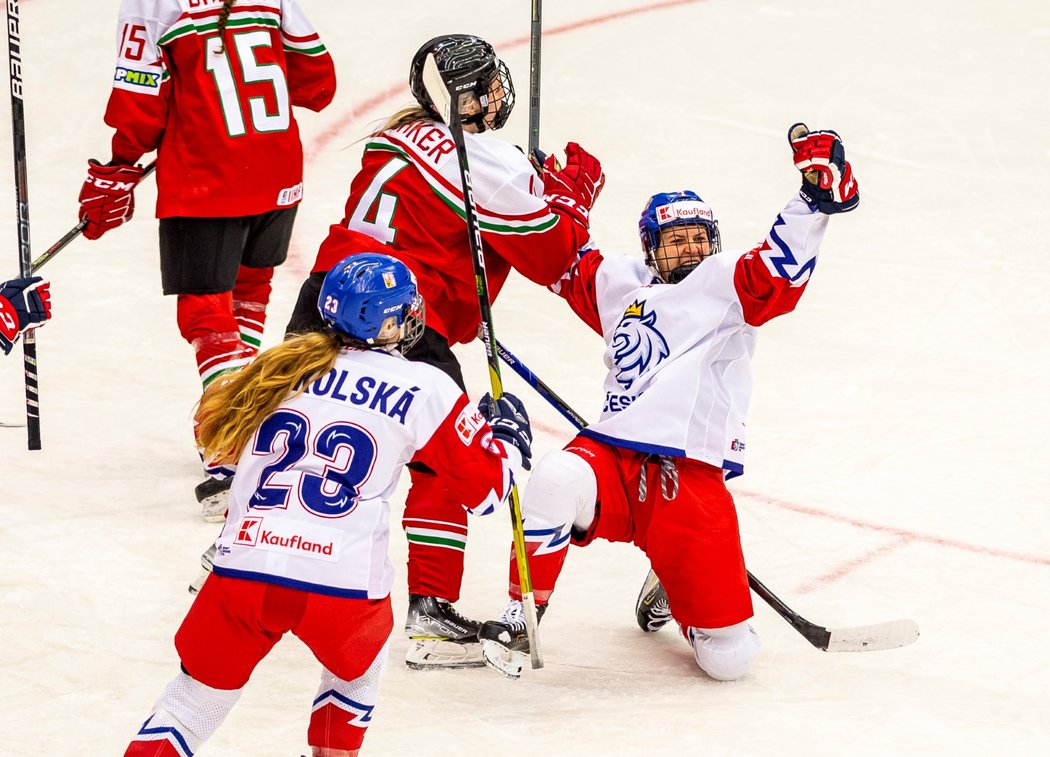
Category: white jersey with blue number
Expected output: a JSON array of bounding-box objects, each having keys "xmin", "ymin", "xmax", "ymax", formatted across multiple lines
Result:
[{"xmin": 210, "ymin": 347, "xmax": 516, "ymax": 598}]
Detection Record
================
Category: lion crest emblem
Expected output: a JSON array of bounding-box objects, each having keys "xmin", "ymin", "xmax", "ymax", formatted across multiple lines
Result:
[{"xmin": 611, "ymin": 300, "xmax": 669, "ymax": 390}]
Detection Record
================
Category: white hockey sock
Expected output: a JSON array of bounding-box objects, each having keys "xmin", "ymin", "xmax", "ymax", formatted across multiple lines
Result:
[{"xmin": 132, "ymin": 672, "xmax": 242, "ymax": 754}]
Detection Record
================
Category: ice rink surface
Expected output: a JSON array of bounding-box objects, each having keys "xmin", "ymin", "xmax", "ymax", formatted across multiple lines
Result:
[{"xmin": 2, "ymin": 0, "xmax": 1049, "ymax": 754}]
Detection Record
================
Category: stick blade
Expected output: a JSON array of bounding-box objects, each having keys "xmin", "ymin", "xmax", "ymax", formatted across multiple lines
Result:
[
  {"xmin": 421, "ymin": 53, "xmax": 452, "ymax": 124},
  {"xmin": 825, "ymin": 619, "xmax": 920, "ymax": 652}
]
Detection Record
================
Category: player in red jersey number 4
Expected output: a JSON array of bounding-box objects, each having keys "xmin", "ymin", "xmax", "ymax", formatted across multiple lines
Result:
[
  {"xmin": 122, "ymin": 253, "xmax": 533, "ymax": 757},
  {"xmin": 479, "ymin": 125, "xmax": 860, "ymax": 680},
  {"xmin": 284, "ymin": 34, "xmax": 602, "ymax": 670}
]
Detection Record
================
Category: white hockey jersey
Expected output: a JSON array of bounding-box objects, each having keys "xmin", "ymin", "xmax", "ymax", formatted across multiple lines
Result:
[
  {"xmin": 211, "ymin": 347, "xmax": 518, "ymax": 598},
  {"xmin": 552, "ymin": 194, "xmax": 829, "ymax": 477}
]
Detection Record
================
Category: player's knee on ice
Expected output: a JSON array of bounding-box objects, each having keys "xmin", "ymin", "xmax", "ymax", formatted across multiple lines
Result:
[
  {"xmin": 687, "ymin": 621, "xmax": 760, "ymax": 681},
  {"xmin": 523, "ymin": 449, "xmax": 597, "ymax": 532}
]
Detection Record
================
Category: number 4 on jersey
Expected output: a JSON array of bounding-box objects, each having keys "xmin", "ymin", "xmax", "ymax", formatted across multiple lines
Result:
[{"xmin": 347, "ymin": 157, "xmax": 410, "ymax": 244}]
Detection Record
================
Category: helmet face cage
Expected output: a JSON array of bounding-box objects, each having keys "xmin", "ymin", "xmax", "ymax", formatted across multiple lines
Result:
[
  {"xmin": 318, "ymin": 254, "xmax": 423, "ymax": 347},
  {"xmin": 410, "ymin": 34, "xmax": 515, "ymax": 132},
  {"xmin": 638, "ymin": 191, "xmax": 722, "ymax": 282}
]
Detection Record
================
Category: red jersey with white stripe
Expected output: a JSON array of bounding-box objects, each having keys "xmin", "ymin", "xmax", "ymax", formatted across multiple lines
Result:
[
  {"xmin": 104, "ymin": 0, "xmax": 336, "ymax": 218},
  {"xmin": 552, "ymin": 194, "xmax": 829, "ymax": 477},
  {"xmin": 211, "ymin": 347, "xmax": 520, "ymax": 598},
  {"xmin": 311, "ymin": 120, "xmax": 589, "ymax": 345}
]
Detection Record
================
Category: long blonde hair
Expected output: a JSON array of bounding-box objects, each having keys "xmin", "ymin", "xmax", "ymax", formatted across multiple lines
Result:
[
  {"xmin": 195, "ymin": 331, "xmax": 344, "ymax": 465},
  {"xmin": 373, "ymin": 106, "xmax": 431, "ymax": 136}
]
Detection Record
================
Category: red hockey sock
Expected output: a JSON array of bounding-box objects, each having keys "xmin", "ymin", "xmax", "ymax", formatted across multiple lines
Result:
[
  {"xmin": 402, "ymin": 468, "xmax": 468, "ymax": 601},
  {"xmin": 232, "ymin": 265, "xmax": 273, "ymax": 353},
  {"xmin": 509, "ymin": 535, "xmax": 570, "ymax": 604},
  {"xmin": 177, "ymin": 293, "xmax": 254, "ymax": 388}
]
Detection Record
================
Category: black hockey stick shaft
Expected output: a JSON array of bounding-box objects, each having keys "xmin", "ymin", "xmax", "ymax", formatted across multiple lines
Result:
[
  {"xmin": 420, "ymin": 54, "xmax": 543, "ymax": 668},
  {"xmin": 495, "ymin": 339, "xmax": 588, "ymax": 429},
  {"xmin": 6, "ymin": 0, "xmax": 40, "ymax": 450},
  {"xmin": 528, "ymin": 0, "xmax": 542, "ymax": 154},
  {"xmin": 492, "ymin": 340, "xmax": 916, "ymax": 652},
  {"xmin": 30, "ymin": 162, "xmax": 156, "ymax": 274}
]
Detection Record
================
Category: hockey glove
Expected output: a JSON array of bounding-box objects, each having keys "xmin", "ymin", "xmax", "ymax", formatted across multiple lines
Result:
[
  {"xmin": 478, "ymin": 392, "xmax": 533, "ymax": 470},
  {"xmin": 0, "ymin": 276, "xmax": 52, "ymax": 355},
  {"xmin": 788, "ymin": 123, "xmax": 859, "ymax": 215},
  {"xmin": 542, "ymin": 142, "xmax": 605, "ymax": 229},
  {"xmin": 77, "ymin": 159, "xmax": 146, "ymax": 240}
]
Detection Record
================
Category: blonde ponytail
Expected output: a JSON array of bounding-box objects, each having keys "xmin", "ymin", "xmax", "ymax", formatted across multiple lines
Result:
[{"xmin": 195, "ymin": 331, "xmax": 344, "ymax": 465}]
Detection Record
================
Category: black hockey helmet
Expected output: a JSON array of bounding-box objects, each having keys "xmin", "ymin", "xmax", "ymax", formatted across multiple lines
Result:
[{"xmin": 409, "ymin": 34, "xmax": 515, "ymax": 132}]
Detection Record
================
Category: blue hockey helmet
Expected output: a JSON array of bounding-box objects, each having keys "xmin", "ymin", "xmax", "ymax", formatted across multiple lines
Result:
[
  {"xmin": 638, "ymin": 190, "xmax": 722, "ymax": 282},
  {"xmin": 318, "ymin": 253, "xmax": 425, "ymax": 349}
]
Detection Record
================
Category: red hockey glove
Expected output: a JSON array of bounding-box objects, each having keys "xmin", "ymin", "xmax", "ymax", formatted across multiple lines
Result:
[
  {"xmin": 0, "ymin": 276, "xmax": 52, "ymax": 355},
  {"xmin": 77, "ymin": 159, "xmax": 146, "ymax": 240},
  {"xmin": 788, "ymin": 123, "xmax": 859, "ymax": 215},
  {"xmin": 542, "ymin": 142, "xmax": 605, "ymax": 229}
]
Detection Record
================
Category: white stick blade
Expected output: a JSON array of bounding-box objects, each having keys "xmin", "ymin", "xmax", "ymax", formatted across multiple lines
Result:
[
  {"xmin": 421, "ymin": 53, "xmax": 452, "ymax": 124},
  {"xmin": 826, "ymin": 619, "xmax": 920, "ymax": 652}
]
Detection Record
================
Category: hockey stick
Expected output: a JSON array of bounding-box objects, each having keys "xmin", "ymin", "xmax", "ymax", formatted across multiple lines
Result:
[
  {"xmin": 493, "ymin": 340, "xmax": 920, "ymax": 653},
  {"xmin": 6, "ymin": 0, "xmax": 40, "ymax": 450},
  {"xmin": 31, "ymin": 162, "xmax": 157, "ymax": 274},
  {"xmin": 421, "ymin": 54, "xmax": 544, "ymax": 669},
  {"xmin": 528, "ymin": 0, "xmax": 542, "ymax": 155}
]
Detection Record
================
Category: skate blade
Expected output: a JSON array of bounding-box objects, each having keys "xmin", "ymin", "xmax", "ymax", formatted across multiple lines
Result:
[
  {"xmin": 200, "ymin": 497, "xmax": 227, "ymax": 523},
  {"xmin": 481, "ymin": 639, "xmax": 526, "ymax": 679},
  {"xmin": 187, "ymin": 567, "xmax": 210, "ymax": 596},
  {"xmin": 405, "ymin": 638, "xmax": 486, "ymax": 670}
]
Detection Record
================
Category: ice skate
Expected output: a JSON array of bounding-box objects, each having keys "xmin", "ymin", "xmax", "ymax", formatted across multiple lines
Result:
[
  {"xmin": 195, "ymin": 476, "xmax": 231, "ymax": 522},
  {"xmin": 635, "ymin": 569, "xmax": 673, "ymax": 632},
  {"xmin": 187, "ymin": 542, "xmax": 216, "ymax": 596},
  {"xmin": 478, "ymin": 599, "xmax": 546, "ymax": 679},
  {"xmin": 404, "ymin": 595, "xmax": 485, "ymax": 669}
]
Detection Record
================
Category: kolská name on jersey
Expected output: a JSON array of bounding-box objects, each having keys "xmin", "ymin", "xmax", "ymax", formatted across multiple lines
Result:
[{"xmin": 301, "ymin": 369, "xmax": 418, "ymax": 425}]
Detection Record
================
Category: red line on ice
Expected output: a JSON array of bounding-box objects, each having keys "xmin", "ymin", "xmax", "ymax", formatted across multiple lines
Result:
[{"xmin": 737, "ymin": 489, "xmax": 1050, "ymax": 568}]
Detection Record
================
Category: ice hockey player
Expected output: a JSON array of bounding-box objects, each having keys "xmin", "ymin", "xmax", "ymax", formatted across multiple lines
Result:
[
  {"xmin": 75, "ymin": 0, "xmax": 336, "ymax": 519},
  {"xmin": 1, "ymin": 276, "xmax": 51, "ymax": 356},
  {"xmin": 283, "ymin": 33, "xmax": 603, "ymax": 670},
  {"xmin": 478, "ymin": 124, "xmax": 860, "ymax": 680},
  {"xmin": 122, "ymin": 252, "xmax": 533, "ymax": 757}
]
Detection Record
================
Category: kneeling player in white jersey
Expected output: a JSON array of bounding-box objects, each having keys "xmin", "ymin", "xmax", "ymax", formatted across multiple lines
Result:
[
  {"xmin": 479, "ymin": 124, "xmax": 860, "ymax": 680},
  {"xmin": 122, "ymin": 253, "xmax": 533, "ymax": 757}
]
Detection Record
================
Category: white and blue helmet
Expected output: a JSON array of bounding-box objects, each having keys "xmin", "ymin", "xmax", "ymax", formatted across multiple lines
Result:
[{"xmin": 638, "ymin": 190, "xmax": 721, "ymax": 282}]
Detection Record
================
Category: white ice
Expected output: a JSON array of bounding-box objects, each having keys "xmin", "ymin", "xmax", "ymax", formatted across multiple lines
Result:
[{"xmin": 2, "ymin": 0, "xmax": 1049, "ymax": 755}]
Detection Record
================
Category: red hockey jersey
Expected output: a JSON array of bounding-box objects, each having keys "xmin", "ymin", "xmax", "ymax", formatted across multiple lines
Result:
[
  {"xmin": 103, "ymin": 0, "xmax": 336, "ymax": 218},
  {"xmin": 311, "ymin": 120, "xmax": 590, "ymax": 345}
]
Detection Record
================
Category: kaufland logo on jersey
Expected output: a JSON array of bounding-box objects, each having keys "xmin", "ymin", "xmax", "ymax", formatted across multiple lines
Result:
[
  {"xmin": 233, "ymin": 516, "xmax": 339, "ymax": 561},
  {"xmin": 455, "ymin": 405, "xmax": 486, "ymax": 446},
  {"xmin": 235, "ymin": 517, "xmax": 263, "ymax": 546},
  {"xmin": 656, "ymin": 201, "xmax": 713, "ymax": 224}
]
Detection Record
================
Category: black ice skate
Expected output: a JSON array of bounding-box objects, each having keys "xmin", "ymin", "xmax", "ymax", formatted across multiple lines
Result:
[
  {"xmin": 478, "ymin": 600, "xmax": 546, "ymax": 679},
  {"xmin": 195, "ymin": 476, "xmax": 232, "ymax": 523},
  {"xmin": 404, "ymin": 595, "xmax": 485, "ymax": 669},
  {"xmin": 635, "ymin": 569, "xmax": 673, "ymax": 632}
]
